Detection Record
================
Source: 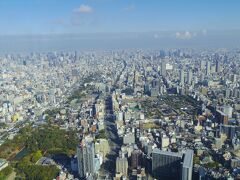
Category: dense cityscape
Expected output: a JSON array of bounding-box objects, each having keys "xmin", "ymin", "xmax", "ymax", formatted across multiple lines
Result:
[{"xmin": 0, "ymin": 49, "xmax": 239, "ymax": 180}]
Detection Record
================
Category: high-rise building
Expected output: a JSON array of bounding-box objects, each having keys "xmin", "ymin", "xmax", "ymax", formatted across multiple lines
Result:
[
  {"xmin": 180, "ymin": 69, "xmax": 185, "ymax": 85},
  {"xmin": 220, "ymin": 125, "xmax": 240, "ymax": 139},
  {"xmin": 216, "ymin": 60, "xmax": 221, "ymax": 73},
  {"xmin": 131, "ymin": 149, "xmax": 142, "ymax": 170},
  {"xmin": 75, "ymin": 50, "xmax": 79, "ymax": 62},
  {"xmin": 152, "ymin": 149, "xmax": 182, "ymax": 180},
  {"xmin": 220, "ymin": 105, "xmax": 233, "ymax": 118},
  {"xmin": 187, "ymin": 70, "xmax": 192, "ymax": 85},
  {"xmin": 161, "ymin": 60, "xmax": 167, "ymax": 77},
  {"xmin": 151, "ymin": 79, "xmax": 160, "ymax": 88},
  {"xmin": 152, "ymin": 149, "xmax": 194, "ymax": 180},
  {"xmin": 116, "ymin": 157, "xmax": 128, "ymax": 176},
  {"xmin": 200, "ymin": 60, "xmax": 205, "ymax": 70},
  {"xmin": 206, "ymin": 61, "xmax": 211, "ymax": 75},
  {"xmin": 150, "ymin": 88, "xmax": 159, "ymax": 97},
  {"xmin": 159, "ymin": 50, "xmax": 166, "ymax": 58},
  {"xmin": 216, "ymin": 110, "xmax": 229, "ymax": 125},
  {"xmin": 77, "ymin": 141, "xmax": 95, "ymax": 178},
  {"xmin": 182, "ymin": 150, "xmax": 194, "ymax": 180}
]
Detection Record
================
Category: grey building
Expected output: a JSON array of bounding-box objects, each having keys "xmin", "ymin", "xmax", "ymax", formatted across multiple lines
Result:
[
  {"xmin": 220, "ymin": 125, "xmax": 240, "ymax": 139},
  {"xmin": 152, "ymin": 149, "xmax": 194, "ymax": 180},
  {"xmin": 161, "ymin": 60, "xmax": 167, "ymax": 77},
  {"xmin": 182, "ymin": 149, "xmax": 194, "ymax": 180},
  {"xmin": 216, "ymin": 59, "xmax": 221, "ymax": 73},
  {"xmin": 206, "ymin": 61, "xmax": 211, "ymax": 75},
  {"xmin": 180, "ymin": 69, "xmax": 185, "ymax": 85},
  {"xmin": 187, "ymin": 70, "xmax": 192, "ymax": 85},
  {"xmin": 77, "ymin": 142, "xmax": 95, "ymax": 178},
  {"xmin": 200, "ymin": 60, "xmax": 205, "ymax": 70},
  {"xmin": 152, "ymin": 149, "xmax": 183, "ymax": 180},
  {"xmin": 116, "ymin": 157, "xmax": 128, "ymax": 176}
]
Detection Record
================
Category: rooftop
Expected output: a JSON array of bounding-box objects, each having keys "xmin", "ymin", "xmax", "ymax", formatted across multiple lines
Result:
[{"xmin": 152, "ymin": 148, "xmax": 183, "ymax": 158}]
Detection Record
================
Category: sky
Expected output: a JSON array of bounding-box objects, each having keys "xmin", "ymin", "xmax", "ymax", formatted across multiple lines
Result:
[{"xmin": 0, "ymin": 0, "xmax": 240, "ymax": 52}]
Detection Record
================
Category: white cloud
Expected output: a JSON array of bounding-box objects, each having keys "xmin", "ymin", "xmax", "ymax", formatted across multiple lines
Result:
[
  {"xmin": 154, "ymin": 33, "xmax": 159, "ymax": 39},
  {"xmin": 124, "ymin": 4, "xmax": 135, "ymax": 11},
  {"xmin": 175, "ymin": 31, "xmax": 197, "ymax": 40},
  {"xmin": 193, "ymin": 32, "xmax": 197, "ymax": 37},
  {"xmin": 74, "ymin": 4, "xmax": 93, "ymax": 13},
  {"xmin": 202, "ymin": 29, "xmax": 207, "ymax": 35}
]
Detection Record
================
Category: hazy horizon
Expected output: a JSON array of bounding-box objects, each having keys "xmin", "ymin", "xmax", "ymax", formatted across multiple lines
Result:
[{"xmin": 0, "ymin": 30, "xmax": 240, "ymax": 53}]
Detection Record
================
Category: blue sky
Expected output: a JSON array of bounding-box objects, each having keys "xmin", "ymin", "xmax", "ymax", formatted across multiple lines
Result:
[
  {"xmin": 0, "ymin": 0, "xmax": 240, "ymax": 52},
  {"xmin": 0, "ymin": 0, "xmax": 240, "ymax": 35}
]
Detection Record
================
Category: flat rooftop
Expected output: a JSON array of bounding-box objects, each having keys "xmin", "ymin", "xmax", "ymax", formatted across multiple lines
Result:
[{"xmin": 152, "ymin": 148, "xmax": 183, "ymax": 158}]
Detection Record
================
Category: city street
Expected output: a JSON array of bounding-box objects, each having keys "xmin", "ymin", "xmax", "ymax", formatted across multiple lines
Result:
[{"xmin": 98, "ymin": 95, "xmax": 122, "ymax": 179}]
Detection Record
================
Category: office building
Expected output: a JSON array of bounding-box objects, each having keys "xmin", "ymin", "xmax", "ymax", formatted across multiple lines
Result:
[
  {"xmin": 150, "ymin": 87, "xmax": 159, "ymax": 97},
  {"xmin": 206, "ymin": 61, "xmax": 211, "ymax": 75},
  {"xmin": 216, "ymin": 110, "xmax": 229, "ymax": 125},
  {"xmin": 131, "ymin": 149, "xmax": 142, "ymax": 170},
  {"xmin": 75, "ymin": 51, "xmax": 79, "ymax": 62},
  {"xmin": 180, "ymin": 69, "xmax": 185, "ymax": 85},
  {"xmin": 152, "ymin": 149, "xmax": 194, "ymax": 180},
  {"xmin": 216, "ymin": 60, "xmax": 221, "ymax": 73},
  {"xmin": 219, "ymin": 105, "xmax": 233, "ymax": 118},
  {"xmin": 182, "ymin": 150, "xmax": 194, "ymax": 180},
  {"xmin": 77, "ymin": 141, "xmax": 95, "ymax": 178},
  {"xmin": 116, "ymin": 157, "xmax": 128, "ymax": 176},
  {"xmin": 187, "ymin": 70, "xmax": 192, "ymax": 85},
  {"xmin": 200, "ymin": 60, "xmax": 205, "ymax": 70},
  {"xmin": 161, "ymin": 60, "xmax": 167, "ymax": 77},
  {"xmin": 220, "ymin": 125, "xmax": 240, "ymax": 139},
  {"xmin": 152, "ymin": 149, "xmax": 182, "ymax": 180}
]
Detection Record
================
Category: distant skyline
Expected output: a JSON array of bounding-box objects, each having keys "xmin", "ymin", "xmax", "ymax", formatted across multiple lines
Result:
[{"xmin": 0, "ymin": 0, "xmax": 240, "ymax": 35}]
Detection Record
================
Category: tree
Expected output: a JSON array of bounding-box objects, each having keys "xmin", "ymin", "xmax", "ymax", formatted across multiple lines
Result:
[
  {"xmin": 0, "ymin": 166, "xmax": 13, "ymax": 179},
  {"xmin": 31, "ymin": 150, "xmax": 42, "ymax": 163},
  {"xmin": 193, "ymin": 155, "xmax": 200, "ymax": 164}
]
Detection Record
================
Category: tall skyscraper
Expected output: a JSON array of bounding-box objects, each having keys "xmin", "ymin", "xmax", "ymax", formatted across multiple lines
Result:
[
  {"xmin": 161, "ymin": 60, "xmax": 167, "ymax": 77},
  {"xmin": 116, "ymin": 157, "xmax": 128, "ymax": 176},
  {"xmin": 152, "ymin": 149, "xmax": 182, "ymax": 180},
  {"xmin": 216, "ymin": 110, "xmax": 229, "ymax": 125},
  {"xmin": 180, "ymin": 69, "xmax": 185, "ymax": 85},
  {"xmin": 216, "ymin": 60, "xmax": 221, "ymax": 73},
  {"xmin": 206, "ymin": 61, "xmax": 211, "ymax": 75},
  {"xmin": 220, "ymin": 125, "xmax": 240, "ymax": 139},
  {"xmin": 152, "ymin": 149, "xmax": 194, "ymax": 180},
  {"xmin": 74, "ymin": 50, "xmax": 79, "ymax": 62},
  {"xmin": 187, "ymin": 70, "xmax": 192, "ymax": 85},
  {"xmin": 77, "ymin": 141, "xmax": 95, "ymax": 178},
  {"xmin": 200, "ymin": 60, "xmax": 205, "ymax": 70},
  {"xmin": 182, "ymin": 150, "xmax": 194, "ymax": 180},
  {"xmin": 131, "ymin": 149, "xmax": 142, "ymax": 170}
]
